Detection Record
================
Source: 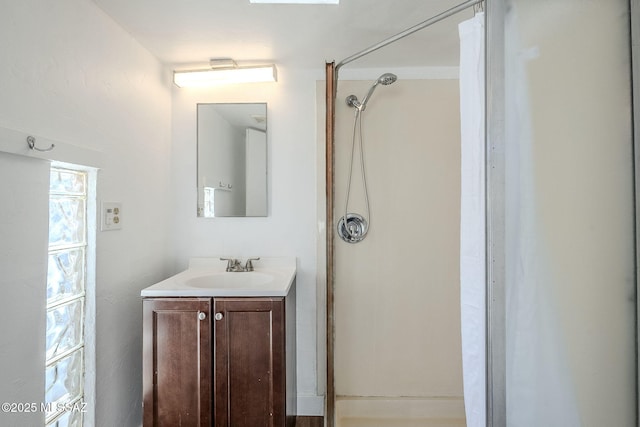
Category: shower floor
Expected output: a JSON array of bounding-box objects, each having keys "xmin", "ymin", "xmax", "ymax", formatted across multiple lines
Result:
[
  {"xmin": 335, "ymin": 396, "xmax": 466, "ymax": 427},
  {"xmin": 338, "ymin": 417, "xmax": 466, "ymax": 427}
]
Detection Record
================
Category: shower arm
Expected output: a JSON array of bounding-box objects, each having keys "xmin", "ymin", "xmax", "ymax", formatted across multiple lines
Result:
[{"xmin": 334, "ymin": 0, "xmax": 484, "ymax": 78}]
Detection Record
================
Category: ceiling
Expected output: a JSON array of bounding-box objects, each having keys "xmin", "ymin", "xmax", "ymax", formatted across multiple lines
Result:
[{"xmin": 92, "ymin": 0, "xmax": 474, "ymax": 70}]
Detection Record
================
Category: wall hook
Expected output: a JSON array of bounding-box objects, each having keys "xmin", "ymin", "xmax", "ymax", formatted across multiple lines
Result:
[{"xmin": 27, "ymin": 135, "xmax": 55, "ymax": 152}]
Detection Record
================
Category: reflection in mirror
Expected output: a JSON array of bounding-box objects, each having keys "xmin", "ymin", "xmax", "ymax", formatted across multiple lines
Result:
[{"xmin": 197, "ymin": 103, "xmax": 267, "ymax": 217}]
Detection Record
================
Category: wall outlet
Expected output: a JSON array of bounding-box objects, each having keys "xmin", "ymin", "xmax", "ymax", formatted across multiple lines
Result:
[{"xmin": 101, "ymin": 202, "xmax": 122, "ymax": 231}]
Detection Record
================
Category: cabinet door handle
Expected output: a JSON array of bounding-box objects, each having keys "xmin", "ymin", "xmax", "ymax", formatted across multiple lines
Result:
[
  {"xmin": 214, "ymin": 312, "xmax": 223, "ymax": 321},
  {"xmin": 198, "ymin": 312, "xmax": 206, "ymax": 321}
]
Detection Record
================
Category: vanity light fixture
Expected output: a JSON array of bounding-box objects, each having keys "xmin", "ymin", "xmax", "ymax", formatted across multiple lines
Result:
[{"xmin": 173, "ymin": 58, "xmax": 277, "ymax": 88}]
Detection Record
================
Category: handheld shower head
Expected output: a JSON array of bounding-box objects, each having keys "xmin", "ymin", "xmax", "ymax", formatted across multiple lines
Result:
[
  {"xmin": 344, "ymin": 73, "xmax": 398, "ymax": 111},
  {"xmin": 378, "ymin": 73, "xmax": 398, "ymax": 86}
]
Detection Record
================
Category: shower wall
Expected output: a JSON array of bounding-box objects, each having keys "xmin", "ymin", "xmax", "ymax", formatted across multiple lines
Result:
[{"xmin": 332, "ymin": 78, "xmax": 464, "ymax": 424}]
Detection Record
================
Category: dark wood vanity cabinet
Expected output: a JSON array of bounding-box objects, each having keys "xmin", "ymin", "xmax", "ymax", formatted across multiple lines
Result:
[
  {"xmin": 214, "ymin": 298, "xmax": 295, "ymax": 427},
  {"xmin": 142, "ymin": 298, "xmax": 212, "ymax": 427},
  {"xmin": 142, "ymin": 292, "xmax": 296, "ymax": 427}
]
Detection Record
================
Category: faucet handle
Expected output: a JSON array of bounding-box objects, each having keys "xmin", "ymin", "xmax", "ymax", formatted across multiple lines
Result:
[
  {"xmin": 220, "ymin": 257, "xmax": 236, "ymax": 272},
  {"xmin": 244, "ymin": 257, "xmax": 260, "ymax": 272}
]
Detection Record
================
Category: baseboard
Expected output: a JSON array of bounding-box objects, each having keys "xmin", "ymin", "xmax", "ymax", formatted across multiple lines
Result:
[{"xmin": 297, "ymin": 394, "xmax": 325, "ymax": 416}]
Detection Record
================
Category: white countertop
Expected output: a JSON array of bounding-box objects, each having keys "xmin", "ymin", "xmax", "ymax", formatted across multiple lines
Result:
[{"xmin": 141, "ymin": 257, "xmax": 296, "ymax": 297}]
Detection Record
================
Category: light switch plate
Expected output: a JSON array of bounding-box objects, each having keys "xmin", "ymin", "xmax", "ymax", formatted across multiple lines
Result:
[{"xmin": 101, "ymin": 202, "xmax": 122, "ymax": 231}]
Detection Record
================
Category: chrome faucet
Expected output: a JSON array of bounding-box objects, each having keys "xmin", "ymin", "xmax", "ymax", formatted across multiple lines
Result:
[
  {"xmin": 220, "ymin": 258, "xmax": 242, "ymax": 272},
  {"xmin": 244, "ymin": 257, "xmax": 260, "ymax": 271},
  {"xmin": 220, "ymin": 257, "xmax": 260, "ymax": 272}
]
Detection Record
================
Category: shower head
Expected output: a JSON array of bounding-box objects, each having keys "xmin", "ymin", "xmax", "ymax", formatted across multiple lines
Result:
[
  {"xmin": 345, "ymin": 73, "xmax": 398, "ymax": 111},
  {"xmin": 378, "ymin": 73, "xmax": 398, "ymax": 86}
]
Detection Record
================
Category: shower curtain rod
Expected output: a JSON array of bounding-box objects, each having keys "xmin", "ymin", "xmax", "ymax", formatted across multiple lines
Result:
[{"xmin": 335, "ymin": 0, "xmax": 484, "ymax": 72}]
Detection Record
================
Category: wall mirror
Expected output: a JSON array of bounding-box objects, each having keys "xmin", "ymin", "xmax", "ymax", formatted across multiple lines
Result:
[{"xmin": 197, "ymin": 103, "xmax": 267, "ymax": 217}]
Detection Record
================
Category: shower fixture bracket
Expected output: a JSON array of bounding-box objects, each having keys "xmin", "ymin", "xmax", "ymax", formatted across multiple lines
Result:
[{"xmin": 346, "ymin": 94, "xmax": 361, "ymax": 109}]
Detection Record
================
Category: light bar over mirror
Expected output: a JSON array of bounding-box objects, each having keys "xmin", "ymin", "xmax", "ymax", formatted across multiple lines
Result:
[
  {"xmin": 250, "ymin": 0, "xmax": 338, "ymax": 3},
  {"xmin": 174, "ymin": 59, "xmax": 277, "ymax": 88}
]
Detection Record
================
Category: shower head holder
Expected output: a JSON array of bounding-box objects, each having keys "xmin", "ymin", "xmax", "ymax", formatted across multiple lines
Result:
[{"xmin": 345, "ymin": 94, "xmax": 361, "ymax": 109}]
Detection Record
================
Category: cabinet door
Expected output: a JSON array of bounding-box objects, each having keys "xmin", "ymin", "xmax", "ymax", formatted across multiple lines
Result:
[
  {"xmin": 214, "ymin": 298, "xmax": 285, "ymax": 427},
  {"xmin": 143, "ymin": 298, "xmax": 212, "ymax": 427}
]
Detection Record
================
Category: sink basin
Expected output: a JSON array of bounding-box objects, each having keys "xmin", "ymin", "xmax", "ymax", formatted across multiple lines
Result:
[
  {"xmin": 140, "ymin": 257, "xmax": 296, "ymax": 297},
  {"xmin": 185, "ymin": 272, "xmax": 274, "ymax": 289}
]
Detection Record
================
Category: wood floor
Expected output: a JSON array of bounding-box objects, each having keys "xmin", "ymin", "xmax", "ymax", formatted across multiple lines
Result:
[{"xmin": 296, "ymin": 416, "xmax": 324, "ymax": 427}]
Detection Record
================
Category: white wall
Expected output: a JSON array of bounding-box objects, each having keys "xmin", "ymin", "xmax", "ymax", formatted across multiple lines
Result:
[
  {"xmin": 245, "ymin": 128, "xmax": 268, "ymax": 216},
  {"xmin": 197, "ymin": 106, "xmax": 246, "ymax": 216},
  {"xmin": 0, "ymin": 153, "xmax": 50, "ymax": 426},
  {"xmin": 169, "ymin": 67, "xmax": 324, "ymax": 414},
  {"xmin": 0, "ymin": 1, "xmax": 172, "ymax": 426}
]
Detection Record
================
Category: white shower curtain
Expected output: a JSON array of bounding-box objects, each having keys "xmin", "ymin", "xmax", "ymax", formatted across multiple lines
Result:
[
  {"xmin": 458, "ymin": 11, "xmax": 485, "ymax": 427},
  {"xmin": 503, "ymin": 5, "xmax": 581, "ymax": 426}
]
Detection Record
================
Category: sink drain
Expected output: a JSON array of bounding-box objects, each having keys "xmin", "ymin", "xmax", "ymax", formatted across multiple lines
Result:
[{"xmin": 337, "ymin": 213, "xmax": 368, "ymax": 243}]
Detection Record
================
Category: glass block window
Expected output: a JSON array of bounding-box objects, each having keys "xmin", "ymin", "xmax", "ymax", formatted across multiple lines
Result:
[{"xmin": 46, "ymin": 168, "xmax": 87, "ymax": 426}]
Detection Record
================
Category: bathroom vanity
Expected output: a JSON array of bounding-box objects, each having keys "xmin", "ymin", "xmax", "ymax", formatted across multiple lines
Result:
[{"xmin": 141, "ymin": 258, "xmax": 296, "ymax": 427}]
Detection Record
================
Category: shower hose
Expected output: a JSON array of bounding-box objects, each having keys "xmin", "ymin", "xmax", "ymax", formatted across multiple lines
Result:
[{"xmin": 342, "ymin": 107, "xmax": 371, "ymax": 240}]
